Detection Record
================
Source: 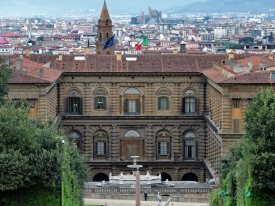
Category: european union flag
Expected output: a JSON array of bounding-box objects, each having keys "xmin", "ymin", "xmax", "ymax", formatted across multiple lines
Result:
[{"xmin": 103, "ymin": 34, "xmax": 115, "ymax": 50}]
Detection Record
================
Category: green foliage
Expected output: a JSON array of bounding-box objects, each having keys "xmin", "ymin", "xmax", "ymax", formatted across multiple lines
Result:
[
  {"xmin": 0, "ymin": 100, "xmax": 89, "ymax": 205},
  {"xmin": 0, "ymin": 57, "xmax": 12, "ymax": 104},
  {"xmin": 0, "ymin": 185, "xmax": 60, "ymax": 206},
  {"xmin": 210, "ymin": 88, "xmax": 275, "ymax": 206}
]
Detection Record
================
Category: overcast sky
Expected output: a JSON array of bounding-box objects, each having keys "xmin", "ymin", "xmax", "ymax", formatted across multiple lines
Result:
[{"xmin": 1, "ymin": 0, "xmax": 207, "ymax": 16}]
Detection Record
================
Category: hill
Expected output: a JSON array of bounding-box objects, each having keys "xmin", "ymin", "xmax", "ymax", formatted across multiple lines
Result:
[{"xmin": 176, "ymin": 0, "xmax": 275, "ymax": 13}]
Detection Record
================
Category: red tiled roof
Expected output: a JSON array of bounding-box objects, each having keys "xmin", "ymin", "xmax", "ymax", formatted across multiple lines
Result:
[
  {"xmin": 8, "ymin": 57, "xmax": 62, "ymax": 83},
  {"xmin": 8, "ymin": 70, "xmax": 50, "ymax": 84},
  {"xmin": 220, "ymin": 71, "xmax": 275, "ymax": 84},
  {"xmin": 29, "ymin": 54, "xmax": 233, "ymax": 73},
  {"xmin": 202, "ymin": 69, "xmax": 228, "ymax": 83}
]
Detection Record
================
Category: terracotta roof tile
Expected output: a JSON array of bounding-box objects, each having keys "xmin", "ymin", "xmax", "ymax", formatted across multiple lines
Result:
[
  {"xmin": 202, "ymin": 69, "xmax": 228, "ymax": 83},
  {"xmin": 8, "ymin": 70, "xmax": 50, "ymax": 84},
  {"xmin": 29, "ymin": 54, "xmax": 236, "ymax": 73},
  {"xmin": 221, "ymin": 71, "xmax": 275, "ymax": 84}
]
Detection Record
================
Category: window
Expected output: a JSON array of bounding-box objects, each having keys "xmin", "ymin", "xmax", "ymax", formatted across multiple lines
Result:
[
  {"xmin": 184, "ymin": 140, "xmax": 195, "ymax": 158},
  {"xmin": 94, "ymin": 97, "xmax": 106, "ymax": 110},
  {"xmin": 271, "ymin": 72, "xmax": 275, "ymax": 80},
  {"xmin": 125, "ymin": 88, "xmax": 139, "ymax": 94},
  {"xmin": 125, "ymin": 130, "xmax": 140, "ymax": 137},
  {"xmin": 69, "ymin": 132, "xmax": 81, "ymax": 149},
  {"xmin": 66, "ymin": 98, "xmax": 82, "ymax": 114},
  {"xmin": 96, "ymin": 142, "xmax": 106, "ymax": 155},
  {"xmin": 183, "ymin": 97, "xmax": 197, "ymax": 113},
  {"xmin": 233, "ymin": 119, "xmax": 240, "ymax": 133},
  {"xmin": 158, "ymin": 142, "xmax": 170, "ymax": 155},
  {"xmin": 28, "ymin": 99, "xmax": 35, "ymax": 108},
  {"xmin": 70, "ymin": 89, "xmax": 79, "ymax": 95},
  {"xmin": 158, "ymin": 97, "xmax": 168, "ymax": 110},
  {"xmin": 125, "ymin": 99, "xmax": 140, "ymax": 114},
  {"xmin": 186, "ymin": 89, "xmax": 195, "ymax": 94},
  {"xmin": 233, "ymin": 99, "xmax": 240, "ymax": 108}
]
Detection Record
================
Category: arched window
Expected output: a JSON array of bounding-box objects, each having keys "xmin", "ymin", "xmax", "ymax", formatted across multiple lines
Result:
[
  {"xmin": 186, "ymin": 89, "xmax": 195, "ymax": 94},
  {"xmin": 69, "ymin": 132, "xmax": 81, "ymax": 149},
  {"xmin": 185, "ymin": 132, "xmax": 195, "ymax": 138},
  {"xmin": 66, "ymin": 89, "xmax": 82, "ymax": 115},
  {"xmin": 183, "ymin": 132, "xmax": 196, "ymax": 159},
  {"xmin": 156, "ymin": 131, "xmax": 171, "ymax": 158},
  {"xmin": 70, "ymin": 89, "xmax": 79, "ymax": 95},
  {"xmin": 125, "ymin": 88, "xmax": 139, "ymax": 94},
  {"xmin": 124, "ymin": 88, "xmax": 140, "ymax": 115},
  {"xmin": 156, "ymin": 88, "xmax": 171, "ymax": 110},
  {"xmin": 125, "ymin": 130, "xmax": 140, "ymax": 137},
  {"xmin": 93, "ymin": 88, "xmax": 108, "ymax": 110},
  {"xmin": 182, "ymin": 89, "xmax": 198, "ymax": 114}
]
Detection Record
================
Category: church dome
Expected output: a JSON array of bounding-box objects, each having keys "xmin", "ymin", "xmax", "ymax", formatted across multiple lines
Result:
[{"xmin": 0, "ymin": 37, "xmax": 9, "ymax": 44}]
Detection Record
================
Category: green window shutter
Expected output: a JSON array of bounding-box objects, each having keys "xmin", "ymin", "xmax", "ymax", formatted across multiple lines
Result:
[
  {"xmin": 195, "ymin": 98, "xmax": 198, "ymax": 113},
  {"xmin": 79, "ymin": 98, "xmax": 83, "ymax": 115},
  {"xmin": 104, "ymin": 142, "xmax": 107, "ymax": 155},
  {"xmin": 182, "ymin": 98, "xmax": 185, "ymax": 114},
  {"xmin": 94, "ymin": 97, "xmax": 98, "ymax": 110},
  {"xmin": 196, "ymin": 141, "xmax": 198, "ymax": 158},
  {"xmin": 233, "ymin": 119, "xmax": 240, "ymax": 132},
  {"xmin": 167, "ymin": 142, "xmax": 170, "ymax": 155},
  {"xmin": 124, "ymin": 99, "xmax": 129, "ymax": 114},
  {"xmin": 66, "ymin": 98, "xmax": 69, "ymax": 113},
  {"xmin": 95, "ymin": 142, "xmax": 98, "ymax": 155},
  {"xmin": 102, "ymin": 97, "xmax": 107, "ymax": 110},
  {"xmin": 136, "ymin": 99, "xmax": 140, "ymax": 114},
  {"xmin": 158, "ymin": 142, "xmax": 161, "ymax": 154}
]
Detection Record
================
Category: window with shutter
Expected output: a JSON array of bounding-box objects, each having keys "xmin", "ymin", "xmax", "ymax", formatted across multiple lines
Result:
[
  {"xmin": 125, "ymin": 99, "xmax": 140, "ymax": 115},
  {"xmin": 233, "ymin": 99, "xmax": 240, "ymax": 108},
  {"xmin": 68, "ymin": 98, "xmax": 80, "ymax": 114},
  {"xmin": 95, "ymin": 96, "xmax": 106, "ymax": 110},
  {"xmin": 124, "ymin": 99, "xmax": 129, "ymax": 114},
  {"xmin": 158, "ymin": 142, "xmax": 170, "ymax": 155},
  {"xmin": 233, "ymin": 119, "xmax": 240, "ymax": 132},
  {"xmin": 158, "ymin": 97, "xmax": 168, "ymax": 110},
  {"xmin": 97, "ymin": 142, "xmax": 106, "ymax": 155},
  {"xmin": 185, "ymin": 97, "xmax": 196, "ymax": 113},
  {"xmin": 184, "ymin": 140, "xmax": 195, "ymax": 158}
]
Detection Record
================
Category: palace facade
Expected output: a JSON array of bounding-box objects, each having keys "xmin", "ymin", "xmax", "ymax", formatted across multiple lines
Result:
[{"xmin": 3, "ymin": 1, "xmax": 275, "ymax": 183}]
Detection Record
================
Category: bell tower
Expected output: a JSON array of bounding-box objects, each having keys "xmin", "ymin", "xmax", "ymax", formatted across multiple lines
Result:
[{"xmin": 96, "ymin": 0, "xmax": 114, "ymax": 55}]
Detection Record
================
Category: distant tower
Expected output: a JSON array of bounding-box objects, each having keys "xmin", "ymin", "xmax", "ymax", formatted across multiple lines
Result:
[{"xmin": 96, "ymin": 0, "xmax": 114, "ymax": 55}]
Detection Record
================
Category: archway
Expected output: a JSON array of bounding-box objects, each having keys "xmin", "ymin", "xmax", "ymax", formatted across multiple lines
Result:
[
  {"xmin": 93, "ymin": 173, "xmax": 109, "ymax": 182},
  {"xmin": 182, "ymin": 173, "xmax": 198, "ymax": 182},
  {"xmin": 161, "ymin": 172, "xmax": 172, "ymax": 181}
]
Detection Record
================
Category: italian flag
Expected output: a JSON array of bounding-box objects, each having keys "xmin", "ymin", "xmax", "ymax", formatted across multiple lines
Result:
[{"xmin": 136, "ymin": 36, "xmax": 148, "ymax": 50}]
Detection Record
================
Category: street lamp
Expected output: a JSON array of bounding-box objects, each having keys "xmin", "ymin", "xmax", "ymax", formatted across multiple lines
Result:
[
  {"xmin": 60, "ymin": 139, "xmax": 65, "ymax": 206},
  {"xmin": 127, "ymin": 156, "xmax": 143, "ymax": 206}
]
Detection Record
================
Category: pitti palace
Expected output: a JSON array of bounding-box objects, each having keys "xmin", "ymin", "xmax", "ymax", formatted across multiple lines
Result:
[{"xmin": 2, "ymin": 2, "xmax": 275, "ymax": 183}]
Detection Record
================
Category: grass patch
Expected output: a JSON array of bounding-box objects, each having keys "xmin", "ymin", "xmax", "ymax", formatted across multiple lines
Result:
[{"xmin": 84, "ymin": 205, "xmax": 102, "ymax": 206}]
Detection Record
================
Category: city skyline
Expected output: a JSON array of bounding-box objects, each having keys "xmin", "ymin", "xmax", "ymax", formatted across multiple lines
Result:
[{"xmin": 1, "ymin": 0, "xmax": 206, "ymax": 16}]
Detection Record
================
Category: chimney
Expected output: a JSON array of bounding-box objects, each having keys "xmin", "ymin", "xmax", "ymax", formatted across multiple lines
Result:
[
  {"xmin": 58, "ymin": 54, "xmax": 62, "ymax": 61},
  {"xmin": 180, "ymin": 41, "xmax": 186, "ymax": 53},
  {"xmin": 84, "ymin": 47, "xmax": 89, "ymax": 55},
  {"xmin": 16, "ymin": 60, "xmax": 22, "ymax": 70},
  {"xmin": 40, "ymin": 68, "xmax": 44, "ymax": 78},
  {"xmin": 116, "ymin": 52, "xmax": 122, "ymax": 61},
  {"xmin": 26, "ymin": 48, "xmax": 30, "ymax": 57},
  {"xmin": 229, "ymin": 50, "xmax": 235, "ymax": 60},
  {"xmin": 173, "ymin": 49, "xmax": 178, "ymax": 54}
]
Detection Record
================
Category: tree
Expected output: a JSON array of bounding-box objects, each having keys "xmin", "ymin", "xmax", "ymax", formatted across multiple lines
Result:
[
  {"xmin": 0, "ymin": 57, "xmax": 12, "ymax": 104},
  {"xmin": 211, "ymin": 88, "xmax": 275, "ymax": 206},
  {"xmin": 0, "ymin": 101, "xmax": 89, "ymax": 205}
]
